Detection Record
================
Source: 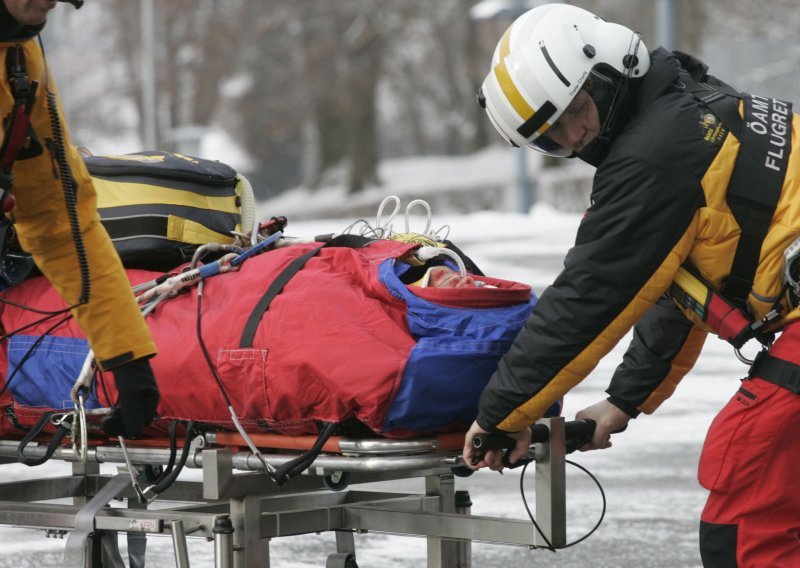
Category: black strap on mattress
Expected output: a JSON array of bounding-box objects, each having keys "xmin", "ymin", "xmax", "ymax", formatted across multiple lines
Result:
[{"xmin": 239, "ymin": 234, "xmax": 371, "ymax": 348}]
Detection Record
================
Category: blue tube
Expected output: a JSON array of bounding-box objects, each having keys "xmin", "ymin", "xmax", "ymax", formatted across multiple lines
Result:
[{"xmin": 230, "ymin": 231, "xmax": 283, "ymax": 267}]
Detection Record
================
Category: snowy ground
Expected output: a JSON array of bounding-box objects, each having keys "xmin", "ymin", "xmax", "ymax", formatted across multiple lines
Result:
[{"xmin": 0, "ymin": 205, "xmax": 746, "ymax": 567}]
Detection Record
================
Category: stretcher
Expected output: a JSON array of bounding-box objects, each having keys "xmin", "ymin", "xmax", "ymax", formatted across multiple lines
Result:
[
  {"xmin": 0, "ymin": 199, "xmax": 588, "ymax": 566},
  {"xmin": 0, "ymin": 417, "xmax": 578, "ymax": 568}
]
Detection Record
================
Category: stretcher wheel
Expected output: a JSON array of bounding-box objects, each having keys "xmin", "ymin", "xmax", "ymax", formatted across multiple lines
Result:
[
  {"xmin": 323, "ymin": 471, "xmax": 350, "ymax": 491},
  {"xmin": 326, "ymin": 552, "xmax": 358, "ymax": 568}
]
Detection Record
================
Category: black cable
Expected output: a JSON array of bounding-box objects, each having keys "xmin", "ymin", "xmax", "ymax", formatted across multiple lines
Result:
[
  {"xmin": 0, "ymin": 308, "xmax": 73, "ymax": 344},
  {"xmin": 519, "ymin": 458, "xmax": 607, "ymax": 551},
  {"xmin": 519, "ymin": 460, "xmax": 556, "ymax": 552},
  {"xmin": 195, "ymin": 285, "xmax": 235, "ymax": 408},
  {"xmin": 0, "ymin": 295, "xmax": 75, "ymax": 315},
  {"xmin": 38, "ymin": 35, "xmax": 91, "ymax": 308},
  {"xmin": 561, "ymin": 459, "xmax": 606, "ymax": 548}
]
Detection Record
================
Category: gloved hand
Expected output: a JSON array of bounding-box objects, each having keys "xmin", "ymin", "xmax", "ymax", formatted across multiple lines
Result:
[{"xmin": 101, "ymin": 357, "xmax": 160, "ymax": 438}]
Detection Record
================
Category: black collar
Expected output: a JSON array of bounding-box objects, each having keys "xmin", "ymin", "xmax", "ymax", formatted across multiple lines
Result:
[{"xmin": 0, "ymin": 3, "xmax": 46, "ymax": 41}]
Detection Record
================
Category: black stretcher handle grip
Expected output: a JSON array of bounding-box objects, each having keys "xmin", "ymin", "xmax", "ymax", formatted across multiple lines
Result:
[{"xmin": 472, "ymin": 419, "xmax": 600, "ymax": 468}]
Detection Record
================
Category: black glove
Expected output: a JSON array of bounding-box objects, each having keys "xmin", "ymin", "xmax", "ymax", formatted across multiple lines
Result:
[{"xmin": 101, "ymin": 357, "xmax": 160, "ymax": 438}]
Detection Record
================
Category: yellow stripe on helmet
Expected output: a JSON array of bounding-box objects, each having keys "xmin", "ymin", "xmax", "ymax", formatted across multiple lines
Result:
[{"xmin": 492, "ymin": 26, "xmax": 552, "ymax": 136}]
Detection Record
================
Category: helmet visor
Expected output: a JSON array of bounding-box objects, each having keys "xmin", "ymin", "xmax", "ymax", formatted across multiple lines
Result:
[{"xmin": 529, "ymin": 133, "xmax": 572, "ymax": 157}]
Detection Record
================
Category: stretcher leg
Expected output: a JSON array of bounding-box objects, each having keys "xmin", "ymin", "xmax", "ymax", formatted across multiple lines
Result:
[
  {"xmin": 334, "ymin": 529, "xmax": 356, "ymax": 556},
  {"xmin": 62, "ymin": 473, "xmax": 131, "ymax": 567},
  {"xmin": 97, "ymin": 530, "xmax": 126, "ymax": 567},
  {"xmin": 231, "ymin": 494, "xmax": 267, "ymax": 568},
  {"xmin": 127, "ymin": 498, "xmax": 148, "ymax": 568},
  {"xmin": 426, "ymin": 472, "xmax": 461, "ymax": 567},
  {"xmin": 171, "ymin": 519, "xmax": 191, "ymax": 567},
  {"xmin": 213, "ymin": 515, "xmax": 235, "ymax": 568},
  {"xmin": 535, "ymin": 417, "xmax": 567, "ymax": 548},
  {"xmin": 328, "ymin": 530, "xmax": 358, "ymax": 567},
  {"xmin": 454, "ymin": 490, "xmax": 472, "ymax": 567}
]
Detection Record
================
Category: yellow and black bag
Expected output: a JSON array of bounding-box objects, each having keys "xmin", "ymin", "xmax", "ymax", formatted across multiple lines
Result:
[{"xmin": 87, "ymin": 151, "xmax": 255, "ymax": 271}]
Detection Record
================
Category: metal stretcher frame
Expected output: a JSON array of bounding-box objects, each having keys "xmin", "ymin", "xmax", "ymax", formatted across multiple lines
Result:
[{"xmin": 0, "ymin": 417, "xmax": 569, "ymax": 568}]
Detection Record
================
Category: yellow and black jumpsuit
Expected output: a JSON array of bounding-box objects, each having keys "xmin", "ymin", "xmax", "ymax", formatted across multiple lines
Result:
[
  {"xmin": 0, "ymin": 12, "xmax": 156, "ymax": 370},
  {"xmin": 477, "ymin": 49, "xmax": 800, "ymax": 566}
]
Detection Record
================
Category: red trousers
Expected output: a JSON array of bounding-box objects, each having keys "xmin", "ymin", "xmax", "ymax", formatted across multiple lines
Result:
[{"xmin": 698, "ymin": 324, "xmax": 800, "ymax": 567}]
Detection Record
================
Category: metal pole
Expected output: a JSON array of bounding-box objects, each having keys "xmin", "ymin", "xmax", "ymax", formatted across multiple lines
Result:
[
  {"xmin": 655, "ymin": 0, "xmax": 678, "ymax": 50},
  {"xmin": 213, "ymin": 516, "xmax": 234, "ymax": 568},
  {"xmin": 515, "ymin": 150, "xmax": 533, "ymax": 213},
  {"xmin": 512, "ymin": 0, "xmax": 534, "ymax": 214},
  {"xmin": 454, "ymin": 490, "xmax": 473, "ymax": 567},
  {"xmin": 171, "ymin": 520, "xmax": 191, "ymax": 568},
  {"xmin": 140, "ymin": 0, "xmax": 157, "ymax": 148},
  {"xmin": 534, "ymin": 417, "xmax": 567, "ymax": 548}
]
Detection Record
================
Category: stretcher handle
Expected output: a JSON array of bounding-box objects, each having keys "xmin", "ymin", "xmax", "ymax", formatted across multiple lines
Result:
[{"xmin": 471, "ymin": 419, "xmax": 598, "ymax": 469}]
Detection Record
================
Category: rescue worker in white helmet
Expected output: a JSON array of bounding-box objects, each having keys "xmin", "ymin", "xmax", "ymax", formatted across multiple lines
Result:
[
  {"xmin": 463, "ymin": 4, "xmax": 800, "ymax": 566},
  {"xmin": 0, "ymin": 0, "xmax": 159, "ymax": 438}
]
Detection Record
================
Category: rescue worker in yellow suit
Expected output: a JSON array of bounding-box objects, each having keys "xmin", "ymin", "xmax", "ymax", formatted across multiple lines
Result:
[
  {"xmin": 0, "ymin": 0, "xmax": 159, "ymax": 438},
  {"xmin": 463, "ymin": 4, "xmax": 800, "ymax": 567}
]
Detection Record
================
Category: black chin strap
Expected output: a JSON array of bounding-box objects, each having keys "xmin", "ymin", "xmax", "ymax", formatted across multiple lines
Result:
[{"xmin": 577, "ymin": 35, "xmax": 643, "ymax": 166}]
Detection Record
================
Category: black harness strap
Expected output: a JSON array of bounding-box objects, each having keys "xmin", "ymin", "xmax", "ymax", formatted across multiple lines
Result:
[
  {"xmin": 239, "ymin": 234, "xmax": 371, "ymax": 349},
  {"xmin": 239, "ymin": 246, "xmax": 321, "ymax": 348},
  {"xmin": 0, "ymin": 46, "xmax": 39, "ymax": 212},
  {"xmin": 724, "ymin": 95, "xmax": 792, "ymax": 307},
  {"xmin": 679, "ymin": 68, "xmax": 744, "ymax": 140},
  {"xmin": 680, "ymin": 69, "xmax": 793, "ymax": 310},
  {"xmin": 749, "ymin": 352, "xmax": 800, "ymax": 394}
]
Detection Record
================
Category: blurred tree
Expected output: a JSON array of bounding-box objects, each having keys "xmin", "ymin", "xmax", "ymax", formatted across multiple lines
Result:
[
  {"xmin": 296, "ymin": 1, "xmax": 384, "ymax": 193},
  {"xmin": 103, "ymin": 0, "xmax": 250, "ymax": 149},
  {"xmin": 59, "ymin": 0, "xmax": 750, "ymax": 201},
  {"xmin": 381, "ymin": 0, "xmax": 493, "ymax": 157},
  {"xmin": 231, "ymin": 0, "xmax": 387, "ymax": 195}
]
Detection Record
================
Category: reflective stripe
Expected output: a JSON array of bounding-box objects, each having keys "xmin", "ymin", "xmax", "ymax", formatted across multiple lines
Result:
[
  {"xmin": 167, "ymin": 215, "xmax": 236, "ymax": 245},
  {"xmin": 94, "ymin": 177, "xmax": 240, "ymax": 213},
  {"xmin": 492, "ymin": 26, "xmax": 552, "ymax": 137},
  {"xmin": 673, "ymin": 266, "xmax": 709, "ymax": 305}
]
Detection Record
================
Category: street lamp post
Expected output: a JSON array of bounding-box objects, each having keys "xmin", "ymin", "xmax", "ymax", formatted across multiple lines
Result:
[
  {"xmin": 140, "ymin": 0, "xmax": 157, "ymax": 149},
  {"xmin": 470, "ymin": 0, "xmax": 540, "ymax": 214}
]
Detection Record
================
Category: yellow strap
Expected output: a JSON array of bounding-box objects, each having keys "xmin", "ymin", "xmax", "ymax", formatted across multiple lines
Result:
[
  {"xmin": 167, "ymin": 215, "xmax": 235, "ymax": 245},
  {"xmin": 94, "ymin": 178, "xmax": 239, "ymax": 214},
  {"xmin": 673, "ymin": 266, "xmax": 709, "ymax": 305}
]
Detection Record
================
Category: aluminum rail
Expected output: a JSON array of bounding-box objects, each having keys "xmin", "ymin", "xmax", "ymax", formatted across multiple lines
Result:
[{"xmin": 0, "ymin": 441, "xmax": 461, "ymax": 474}]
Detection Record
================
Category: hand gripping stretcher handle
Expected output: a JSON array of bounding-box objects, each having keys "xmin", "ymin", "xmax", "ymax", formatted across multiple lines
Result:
[{"xmin": 471, "ymin": 419, "xmax": 598, "ymax": 469}]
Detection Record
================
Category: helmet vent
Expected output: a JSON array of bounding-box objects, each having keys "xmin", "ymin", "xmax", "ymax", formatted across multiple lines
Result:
[{"xmin": 540, "ymin": 44, "xmax": 571, "ymax": 87}]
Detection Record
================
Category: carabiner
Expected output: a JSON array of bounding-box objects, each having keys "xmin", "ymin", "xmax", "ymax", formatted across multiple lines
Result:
[
  {"xmin": 734, "ymin": 338, "xmax": 773, "ymax": 366},
  {"xmin": 76, "ymin": 391, "xmax": 88, "ymax": 463}
]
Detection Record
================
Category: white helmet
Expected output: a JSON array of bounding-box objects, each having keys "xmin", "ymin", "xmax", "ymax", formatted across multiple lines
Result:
[{"xmin": 478, "ymin": 3, "xmax": 650, "ymax": 156}]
